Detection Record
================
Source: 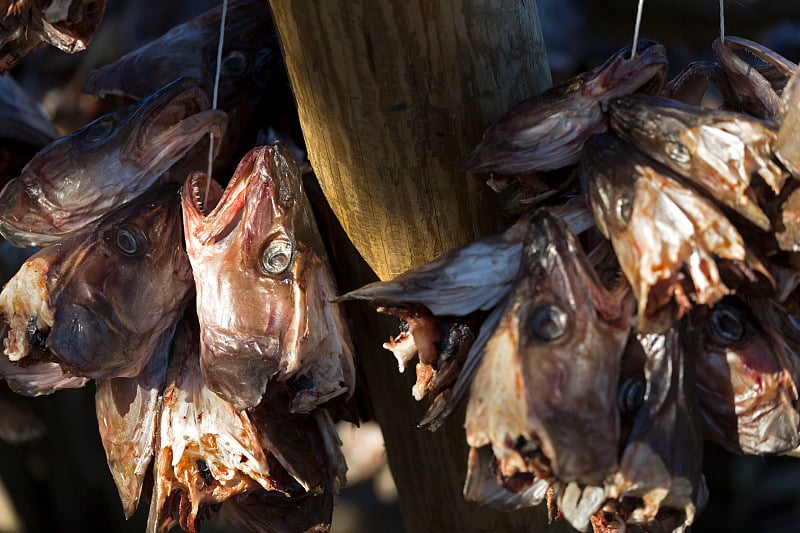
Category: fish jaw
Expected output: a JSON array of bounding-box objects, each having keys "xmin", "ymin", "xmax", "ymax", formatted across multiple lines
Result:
[
  {"xmin": 466, "ymin": 211, "xmax": 632, "ymax": 486},
  {"xmin": 184, "ymin": 144, "xmax": 354, "ymax": 411},
  {"xmin": 586, "ymin": 40, "xmax": 668, "ymax": 100},
  {"xmin": 122, "ymin": 79, "xmax": 228, "ymax": 177},
  {"xmin": 713, "ymin": 37, "xmax": 784, "ymax": 120}
]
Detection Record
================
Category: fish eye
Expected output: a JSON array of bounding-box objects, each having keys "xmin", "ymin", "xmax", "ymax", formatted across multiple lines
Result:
[
  {"xmin": 221, "ymin": 51, "xmax": 249, "ymax": 78},
  {"xmin": 113, "ymin": 225, "xmax": 148, "ymax": 256},
  {"xmin": 709, "ymin": 305, "xmax": 744, "ymax": 343},
  {"xmin": 526, "ymin": 304, "xmax": 568, "ymax": 342},
  {"xmin": 82, "ymin": 117, "xmax": 115, "ymax": 143},
  {"xmin": 261, "ymin": 238, "xmax": 294, "ymax": 275},
  {"xmin": 665, "ymin": 140, "xmax": 690, "ymax": 164},
  {"xmin": 618, "ymin": 378, "xmax": 645, "ymax": 415},
  {"xmin": 616, "ymin": 192, "xmax": 633, "ymax": 225}
]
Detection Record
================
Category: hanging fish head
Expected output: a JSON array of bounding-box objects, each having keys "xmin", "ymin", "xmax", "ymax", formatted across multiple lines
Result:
[
  {"xmin": 466, "ymin": 210, "xmax": 633, "ymax": 486},
  {"xmin": 461, "ymin": 40, "xmax": 667, "ymax": 174},
  {"xmin": 606, "ymin": 94, "xmax": 784, "ymax": 229},
  {"xmin": 183, "ymin": 143, "xmax": 354, "ymax": 411},
  {"xmin": 0, "ymin": 78, "xmax": 228, "ymax": 247},
  {"xmin": 691, "ymin": 297, "xmax": 800, "ymax": 455},
  {"xmin": 584, "ymin": 133, "xmax": 761, "ymax": 331},
  {"xmin": 83, "ymin": 0, "xmax": 287, "ymax": 177},
  {"xmin": 0, "ymin": 184, "xmax": 194, "ymax": 379}
]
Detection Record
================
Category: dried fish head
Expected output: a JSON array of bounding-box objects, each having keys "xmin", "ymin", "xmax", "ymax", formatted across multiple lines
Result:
[
  {"xmin": 607, "ymin": 94, "xmax": 786, "ymax": 229},
  {"xmin": 465, "ymin": 210, "xmax": 633, "ymax": 486},
  {"xmin": 690, "ymin": 296, "xmax": 800, "ymax": 455},
  {"xmin": 0, "ymin": 183, "xmax": 193, "ymax": 379},
  {"xmin": 83, "ymin": 0, "xmax": 286, "ymax": 176},
  {"xmin": 182, "ymin": 143, "xmax": 355, "ymax": 411},
  {"xmin": 0, "ymin": 78, "xmax": 228, "ymax": 247},
  {"xmin": 583, "ymin": 133, "xmax": 764, "ymax": 330},
  {"xmin": 461, "ymin": 40, "xmax": 667, "ymax": 174}
]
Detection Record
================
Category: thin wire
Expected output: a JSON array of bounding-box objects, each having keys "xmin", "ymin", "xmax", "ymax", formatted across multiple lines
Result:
[
  {"xmin": 204, "ymin": 0, "xmax": 228, "ymax": 211},
  {"xmin": 719, "ymin": 0, "xmax": 725, "ymax": 43},
  {"xmin": 631, "ymin": 0, "xmax": 645, "ymax": 58}
]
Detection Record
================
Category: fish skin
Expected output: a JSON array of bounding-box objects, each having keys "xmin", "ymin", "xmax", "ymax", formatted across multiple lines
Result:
[
  {"xmin": 606, "ymin": 94, "xmax": 787, "ymax": 229},
  {"xmin": 606, "ymin": 328, "xmax": 703, "ymax": 528},
  {"xmin": 182, "ymin": 144, "xmax": 355, "ymax": 412},
  {"xmin": 689, "ymin": 296, "xmax": 800, "ymax": 455},
  {"xmin": 94, "ymin": 324, "xmax": 173, "ymax": 518},
  {"xmin": 146, "ymin": 315, "xmax": 345, "ymax": 533},
  {"xmin": 583, "ymin": 133, "xmax": 764, "ymax": 331},
  {"xmin": 0, "ymin": 77, "xmax": 228, "ymax": 247},
  {"xmin": 713, "ymin": 36, "xmax": 796, "ymax": 121},
  {"xmin": 0, "ymin": 0, "xmax": 106, "ymax": 73},
  {"xmin": 465, "ymin": 210, "xmax": 634, "ymax": 487},
  {"xmin": 146, "ymin": 315, "xmax": 281, "ymax": 533},
  {"xmin": 463, "ymin": 445, "xmax": 551, "ymax": 512},
  {"xmin": 461, "ymin": 40, "xmax": 667, "ymax": 174},
  {"xmin": 0, "ymin": 183, "xmax": 193, "ymax": 379}
]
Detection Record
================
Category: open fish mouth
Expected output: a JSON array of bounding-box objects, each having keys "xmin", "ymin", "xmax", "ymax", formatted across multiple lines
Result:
[
  {"xmin": 130, "ymin": 80, "xmax": 228, "ymax": 175},
  {"xmin": 189, "ymin": 147, "xmax": 269, "ymax": 246},
  {"xmin": 595, "ymin": 40, "xmax": 668, "ymax": 97},
  {"xmin": 182, "ymin": 170, "xmax": 224, "ymax": 225}
]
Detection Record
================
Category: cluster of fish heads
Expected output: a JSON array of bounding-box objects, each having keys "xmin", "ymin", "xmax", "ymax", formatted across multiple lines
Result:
[
  {"xmin": 0, "ymin": 2, "xmax": 354, "ymax": 532},
  {"xmin": 343, "ymin": 36, "xmax": 800, "ymax": 532}
]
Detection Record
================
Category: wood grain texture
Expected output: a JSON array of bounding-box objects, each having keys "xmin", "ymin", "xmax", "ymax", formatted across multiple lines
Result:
[
  {"xmin": 269, "ymin": 1, "xmax": 568, "ymax": 531},
  {"xmin": 270, "ymin": 0, "xmax": 551, "ymax": 280}
]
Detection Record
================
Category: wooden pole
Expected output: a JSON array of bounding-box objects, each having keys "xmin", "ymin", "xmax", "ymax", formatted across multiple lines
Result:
[{"xmin": 269, "ymin": 2, "xmax": 568, "ymax": 531}]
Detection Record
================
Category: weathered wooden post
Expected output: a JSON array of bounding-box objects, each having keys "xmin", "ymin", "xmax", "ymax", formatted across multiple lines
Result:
[{"xmin": 269, "ymin": 2, "xmax": 567, "ymax": 530}]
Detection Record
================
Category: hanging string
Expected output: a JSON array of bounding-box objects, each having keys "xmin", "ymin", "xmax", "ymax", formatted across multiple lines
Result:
[
  {"xmin": 204, "ymin": 0, "xmax": 228, "ymax": 211},
  {"xmin": 719, "ymin": 0, "xmax": 725, "ymax": 43},
  {"xmin": 631, "ymin": 0, "xmax": 645, "ymax": 58}
]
